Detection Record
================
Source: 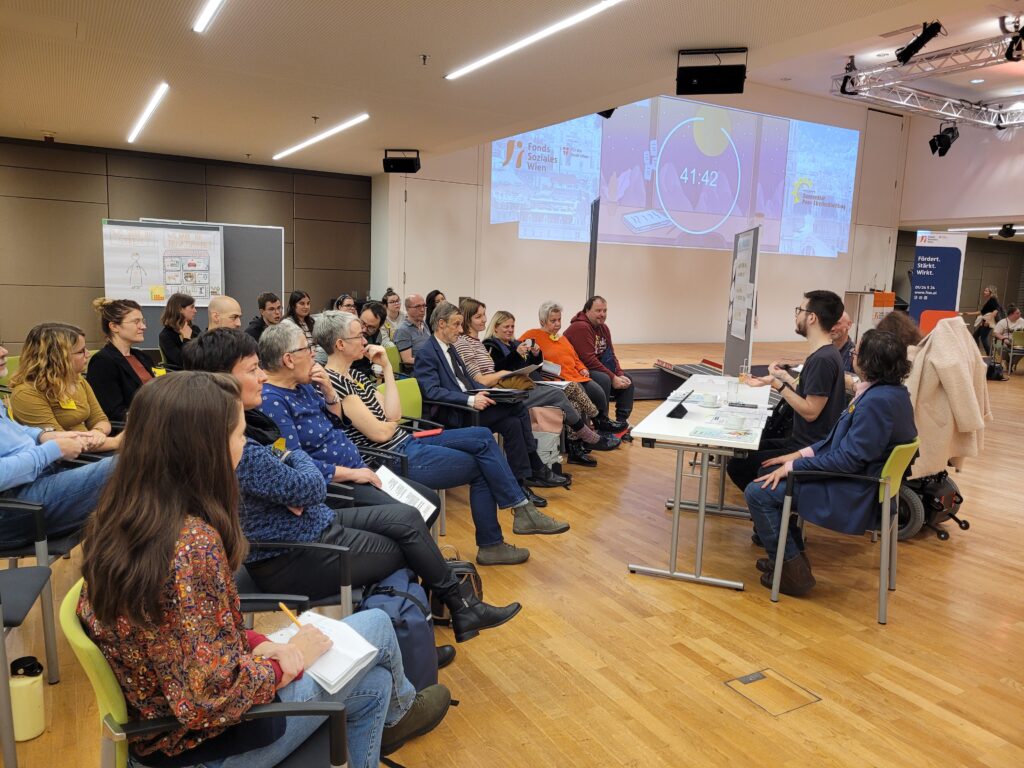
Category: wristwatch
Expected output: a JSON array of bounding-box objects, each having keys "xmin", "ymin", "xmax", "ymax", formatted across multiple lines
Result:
[{"xmin": 323, "ymin": 394, "xmax": 339, "ymax": 406}]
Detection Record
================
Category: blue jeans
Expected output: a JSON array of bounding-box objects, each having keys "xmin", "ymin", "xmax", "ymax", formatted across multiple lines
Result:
[
  {"xmin": 744, "ymin": 479, "xmax": 805, "ymax": 561},
  {"xmin": 134, "ymin": 609, "xmax": 416, "ymax": 768},
  {"xmin": 0, "ymin": 457, "xmax": 114, "ymax": 547},
  {"xmin": 402, "ymin": 427, "xmax": 527, "ymax": 547}
]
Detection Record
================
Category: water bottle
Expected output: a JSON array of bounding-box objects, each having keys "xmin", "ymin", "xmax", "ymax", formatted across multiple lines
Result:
[{"xmin": 9, "ymin": 656, "xmax": 45, "ymax": 741}]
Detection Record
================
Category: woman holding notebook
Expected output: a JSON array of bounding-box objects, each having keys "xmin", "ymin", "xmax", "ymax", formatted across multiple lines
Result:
[{"xmin": 77, "ymin": 372, "xmax": 449, "ymax": 767}]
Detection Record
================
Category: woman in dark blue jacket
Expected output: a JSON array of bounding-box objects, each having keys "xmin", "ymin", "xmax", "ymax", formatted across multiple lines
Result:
[{"xmin": 744, "ymin": 329, "xmax": 917, "ymax": 596}]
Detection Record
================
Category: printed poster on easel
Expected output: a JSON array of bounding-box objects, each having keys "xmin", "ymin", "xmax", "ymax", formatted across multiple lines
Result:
[
  {"xmin": 723, "ymin": 227, "xmax": 760, "ymax": 376},
  {"xmin": 102, "ymin": 220, "xmax": 224, "ymax": 307}
]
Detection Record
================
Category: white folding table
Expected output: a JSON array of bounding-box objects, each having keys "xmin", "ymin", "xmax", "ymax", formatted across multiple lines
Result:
[{"xmin": 629, "ymin": 375, "xmax": 771, "ymax": 591}]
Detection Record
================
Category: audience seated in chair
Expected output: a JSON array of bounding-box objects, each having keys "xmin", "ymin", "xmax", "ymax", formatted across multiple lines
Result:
[
  {"xmin": 412, "ymin": 302, "xmax": 571, "ymax": 502},
  {"xmin": 562, "ymin": 295, "xmax": 636, "ymax": 430},
  {"xmin": 281, "ymin": 290, "xmax": 326, "ymax": 364},
  {"xmin": 521, "ymin": 301, "xmax": 626, "ymax": 435},
  {"xmin": 158, "ymin": 292, "xmax": 202, "ymax": 368},
  {"xmin": 350, "ymin": 300, "xmax": 395, "ymax": 379},
  {"xmin": 9, "ymin": 323, "xmax": 121, "ymax": 452},
  {"xmin": 76, "ymin": 371, "xmax": 451, "ymax": 767},
  {"xmin": 183, "ymin": 328, "xmax": 521, "ymax": 636},
  {"xmin": 744, "ymin": 330, "xmax": 918, "ymax": 596},
  {"xmin": 85, "ymin": 297, "xmax": 154, "ymax": 423},
  {"xmin": 424, "ymin": 289, "xmax": 446, "ymax": 329},
  {"xmin": 381, "ymin": 288, "xmax": 405, "ymax": 343},
  {"xmin": 316, "ymin": 311, "xmax": 570, "ymax": 564},
  {"xmin": 392, "ymin": 294, "xmax": 430, "ymax": 372},
  {"xmin": 208, "ymin": 294, "xmax": 244, "ymax": 331},
  {"xmin": 244, "ymin": 292, "xmax": 282, "ymax": 342},
  {"xmin": 0, "ymin": 340, "xmax": 114, "ymax": 548}
]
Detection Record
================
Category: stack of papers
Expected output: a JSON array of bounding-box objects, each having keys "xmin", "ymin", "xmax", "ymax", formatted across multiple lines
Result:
[{"xmin": 268, "ymin": 611, "xmax": 377, "ymax": 694}]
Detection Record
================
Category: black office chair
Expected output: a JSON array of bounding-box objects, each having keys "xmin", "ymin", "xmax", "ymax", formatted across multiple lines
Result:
[{"xmin": 0, "ymin": 564, "xmax": 53, "ymax": 768}]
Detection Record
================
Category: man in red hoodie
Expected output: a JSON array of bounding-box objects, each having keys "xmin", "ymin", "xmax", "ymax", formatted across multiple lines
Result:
[{"xmin": 564, "ymin": 296, "xmax": 634, "ymax": 432}]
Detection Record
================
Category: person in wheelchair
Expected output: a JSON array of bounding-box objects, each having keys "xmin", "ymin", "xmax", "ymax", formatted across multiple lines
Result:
[
  {"xmin": 743, "ymin": 330, "xmax": 917, "ymax": 596},
  {"xmin": 182, "ymin": 329, "xmax": 520, "ymax": 645}
]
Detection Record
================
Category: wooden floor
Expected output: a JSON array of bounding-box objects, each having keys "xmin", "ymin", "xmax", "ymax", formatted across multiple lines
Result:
[{"xmin": 6, "ymin": 342, "xmax": 1024, "ymax": 767}]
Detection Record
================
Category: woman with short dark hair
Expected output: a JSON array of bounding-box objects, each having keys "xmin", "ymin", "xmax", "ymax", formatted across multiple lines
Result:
[
  {"xmin": 743, "ymin": 329, "xmax": 917, "ymax": 596},
  {"xmin": 158, "ymin": 292, "xmax": 202, "ymax": 368},
  {"xmin": 77, "ymin": 371, "xmax": 448, "ymax": 768}
]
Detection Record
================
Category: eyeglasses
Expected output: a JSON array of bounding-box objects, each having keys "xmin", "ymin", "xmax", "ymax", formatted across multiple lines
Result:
[
  {"xmin": 120, "ymin": 318, "xmax": 146, "ymax": 326},
  {"xmin": 408, "ymin": 303, "xmax": 426, "ymax": 310},
  {"xmin": 287, "ymin": 343, "xmax": 316, "ymax": 355},
  {"xmin": 794, "ymin": 306, "xmax": 810, "ymax": 316},
  {"xmin": 340, "ymin": 334, "xmax": 365, "ymax": 342}
]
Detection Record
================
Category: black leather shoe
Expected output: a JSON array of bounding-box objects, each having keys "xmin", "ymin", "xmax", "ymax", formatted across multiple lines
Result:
[
  {"xmin": 588, "ymin": 434, "xmax": 621, "ymax": 451},
  {"xmin": 567, "ymin": 440, "xmax": 598, "ymax": 466},
  {"xmin": 446, "ymin": 583, "xmax": 522, "ymax": 643},
  {"xmin": 526, "ymin": 466, "xmax": 570, "ymax": 488},
  {"xmin": 523, "ymin": 487, "xmax": 547, "ymax": 507},
  {"xmin": 594, "ymin": 415, "xmax": 628, "ymax": 433},
  {"xmin": 436, "ymin": 644, "xmax": 456, "ymax": 668}
]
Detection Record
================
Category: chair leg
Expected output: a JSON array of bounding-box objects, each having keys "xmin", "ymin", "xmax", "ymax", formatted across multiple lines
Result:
[
  {"xmin": 339, "ymin": 584, "xmax": 353, "ymax": 619},
  {"xmin": 38, "ymin": 578, "xmax": 61, "ymax": 684},
  {"xmin": 439, "ymin": 490, "xmax": 447, "ymax": 537},
  {"xmin": 770, "ymin": 496, "xmax": 794, "ymax": 603},
  {"xmin": 0, "ymin": 610, "xmax": 19, "ymax": 768},
  {"xmin": 879, "ymin": 486, "xmax": 891, "ymax": 625},
  {"xmin": 888, "ymin": 511, "xmax": 898, "ymax": 592}
]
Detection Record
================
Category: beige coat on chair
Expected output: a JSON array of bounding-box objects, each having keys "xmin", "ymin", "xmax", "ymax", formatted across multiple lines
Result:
[{"xmin": 904, "ymin": 317, "xmax": 991, "ymax": 478}]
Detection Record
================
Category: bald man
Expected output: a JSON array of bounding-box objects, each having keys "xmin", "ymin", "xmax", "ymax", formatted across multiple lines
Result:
[
  {"xmin": 208, "ymin": 295, "xmax": 243, "ymax": 330},
  {"xmin": 830, "ymin": 311, "xmax": 854, "ymax": 373},
  {"xmin": 393, "ymin": 293, "xmax": 429, "ymax": 371}
]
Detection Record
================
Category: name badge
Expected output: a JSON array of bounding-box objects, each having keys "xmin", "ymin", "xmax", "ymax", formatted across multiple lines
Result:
[
  {"xmin": 273, "ymin": 437, "xmax": 287, "ymax": 453},
  {"xmin": 58, "ymin": 398, "xmax": 77, "ymax": 410}
]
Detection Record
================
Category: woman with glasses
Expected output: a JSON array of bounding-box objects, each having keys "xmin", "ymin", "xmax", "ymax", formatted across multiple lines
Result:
[
  {"xmin": 381, "ymin": 288, "xmax": 404, "ymax": 342},
  {"xmin": 331, "ymin": 293, "xmax": 359, "ymax": 313},
  {"xmin": 86, "ymin": 297, "xmax": 155, "ymax": 421},
  {"xmin": 9, "ymin": 323, "xmax": 121, "ymax": 451}
]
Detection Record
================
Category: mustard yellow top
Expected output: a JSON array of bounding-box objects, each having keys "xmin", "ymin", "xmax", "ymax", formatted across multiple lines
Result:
[{"xmin": 9, "ymin": 376, "xmax": 109, "ymax": 432}]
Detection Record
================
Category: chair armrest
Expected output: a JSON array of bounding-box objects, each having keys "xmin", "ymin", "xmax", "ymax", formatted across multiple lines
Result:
[
  {"xmin": 0, "ymin": 499, "xmax": 46, "ymax": 544},
  {"xmin": 785, "ymin": 469, "xmax": 881, "ymax": 498},
  {"xmin": 249, "ymin": 541, "xmax": 352, "ymax": 590},
  {"xmin": 422, "ymin": 398, "xmax": 480, "ymax": 425},
  {"xmin": 358, "ymin": 445, "xmax": 408, "ymax": 475},
  {"xmin": 398, "ymin": 416, "xmax": 444, "ymax": 430},
  {"xmin": 238, "ymin": 593, "xmax": 310, "ymax": 613}
]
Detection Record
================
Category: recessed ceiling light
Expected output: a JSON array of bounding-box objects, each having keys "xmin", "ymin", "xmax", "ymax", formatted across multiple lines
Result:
[
  {"xmin": 970, "ymin": 78, "xmax": 985, "ymax": 84},
  {"xmin": 127, "ymin": 82, "xmax": 169, "ymax": 144},
  {"xmin": 445, "ymin": 0, "xmax": 628, "ymax": 81},
  {"xmin": 272, "ymin": 113, "xmax": 370, "ymax": 161},
  {"xmin": 193, "ymin": 0, "xmax": 227, "ymax": 33}
]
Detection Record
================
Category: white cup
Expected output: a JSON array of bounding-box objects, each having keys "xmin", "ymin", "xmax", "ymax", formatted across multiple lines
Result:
[{"xmin": 702, "ymin": 393, "xmax": 720, "ymax": 407}]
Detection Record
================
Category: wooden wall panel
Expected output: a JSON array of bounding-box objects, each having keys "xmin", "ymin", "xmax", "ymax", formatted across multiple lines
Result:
[
  {"xmin": 293, "ymin": 219, "xmax": 370, "ymax": 270},
  {"xmin": 0, "ymin": 165, "xmax": 107, "ymax": 203},
  {"xmin": 108, "ymin": 155, "xmax": 205, "ymax": 184},
  {"xmin": 207, "ymin": 186, "xmax": 294, "ymax": 243},
  {"xmin": 0, "ymin": 143, "xmax": 106, "ymax": 174},
  {"xmin": 205, "ymin": 165, "xmax": 293, "ymax": 192},
  {"xmin": 293, "ymin": 175, "xmax": 369, "ymax": 198},
  {"xmin": 0, "ymin": 285, "xmax": 106, "ymax": 353},
  {"xmin": 108, "ymin": 177, "xmax": 207, "ymax": 222},
  {"xmin": 0, "ymin": 197, "xmax": 106, "ymax": 285},
  {"xmin": 294, "ymin": 193, "xmax": 370, "ymax": 223},
  {"xmin": 292, "ymin": 268, "xmax": 369, "ymax": 311}
]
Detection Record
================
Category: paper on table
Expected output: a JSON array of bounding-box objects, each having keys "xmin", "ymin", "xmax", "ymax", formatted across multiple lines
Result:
[
  {"xmin": 690, "ymin": 425, "xmax": 756, "ymax": 440},
  {"xmin": 267, "ymin": 611, "xmax": 377, "ymax": 694},
  {"xmin": 375, "ymin": 465, "xmax": 436, "ymax": 522},
  {"xmin": 708, "ymin": 409, "xmax": 768, "ymax": 430}
]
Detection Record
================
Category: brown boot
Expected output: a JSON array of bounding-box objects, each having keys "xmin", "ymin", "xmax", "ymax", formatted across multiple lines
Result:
[{"xmin": 759, "ymin": 552, "xmax": 815, "ymax": 596}]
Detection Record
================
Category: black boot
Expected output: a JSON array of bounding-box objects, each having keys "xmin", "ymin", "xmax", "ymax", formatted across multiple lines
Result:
[
  {"xmin": 594, "ymin": 415, "xmax": 628, "ymax": 433},
  {"xmin": 567, "ymin": 439, "xmax": 598, "ymax": 467},
  {"xmin": 443, "ymin": 581, "xmax": 522, "ymax": 643}
]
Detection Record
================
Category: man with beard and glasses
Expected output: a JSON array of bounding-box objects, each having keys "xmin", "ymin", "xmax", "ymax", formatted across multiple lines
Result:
[{"xmin": 726, "ymin": 289, "xmax": 847, "ymax": 493}]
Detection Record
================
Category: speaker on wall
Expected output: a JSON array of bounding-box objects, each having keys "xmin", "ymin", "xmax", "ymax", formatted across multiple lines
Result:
[
  {"xmin": 383, "ymin": 149, "xmax": 421, "ymax": 173},
  {"xmin": 676, "ymin": 64, "xmax": 747, "ymax": 95}
]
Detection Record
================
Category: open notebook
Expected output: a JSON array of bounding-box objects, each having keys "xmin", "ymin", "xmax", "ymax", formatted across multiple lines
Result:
[{"xmin": 267, "ymin": 611, "xmax": 377, "ymax": 694}]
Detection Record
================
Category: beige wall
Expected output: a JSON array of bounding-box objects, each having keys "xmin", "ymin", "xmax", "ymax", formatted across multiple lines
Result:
[
  {"xmin": 371, "ymin": 84, "xmax": 905, "ymax": 344},
  {"xmin": 0, "ymin": 139, "xmax": 370, "ymax": 353}
]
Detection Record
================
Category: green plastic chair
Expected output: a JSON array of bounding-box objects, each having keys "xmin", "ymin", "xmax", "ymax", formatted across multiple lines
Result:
[
  {"xmin": 385, "ymin": 344, "xmax": 402, "ymax": 374},
  {"xmin": 60, "ymin": 579, "xmax": 349, "ymax": 768},
  {"xmin": 0, "ymin": 354, "xmax": 20, "ymax": 391},
  {"xmin": 1008, "ymin": 329, "xmax": 1024, "ymax": 373},
  {"xmin": 771, "ymin": 438, "xmax": 920, "ymax": 624}
]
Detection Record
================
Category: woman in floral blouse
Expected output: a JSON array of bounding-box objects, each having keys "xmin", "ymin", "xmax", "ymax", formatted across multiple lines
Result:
[{"xmin": 77, "ymin": 371, "xmax": 449, "ymax": 767}]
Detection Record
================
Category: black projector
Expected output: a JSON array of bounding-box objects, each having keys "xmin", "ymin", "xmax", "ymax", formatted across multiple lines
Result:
[
  {"xmin": 676, "ymin": 64, "xmax": 747, "ymax": 95},
  {"xmin": 382, "ymin": 155, "xmax": 421, "ymax": 173}
]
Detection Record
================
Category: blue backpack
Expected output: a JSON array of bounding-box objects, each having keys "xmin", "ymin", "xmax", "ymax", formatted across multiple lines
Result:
[{"xmin": 359, "ymin": 568, "xmax": 438, "ymax": 691}]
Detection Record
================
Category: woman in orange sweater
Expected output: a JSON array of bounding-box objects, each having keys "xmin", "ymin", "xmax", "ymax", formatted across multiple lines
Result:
[{"xmin": 521, "ymin": 301, "xmax": 625, "ymax": 433}]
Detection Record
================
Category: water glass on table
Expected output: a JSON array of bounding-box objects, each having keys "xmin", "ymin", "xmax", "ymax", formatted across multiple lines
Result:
[
  {"xmin": 738, "ymin": 359, "xmax": 750, "ymax": 385},
  {"xmin": 726, "ymin": 379, "xmax": 739, "ymax": 404}
]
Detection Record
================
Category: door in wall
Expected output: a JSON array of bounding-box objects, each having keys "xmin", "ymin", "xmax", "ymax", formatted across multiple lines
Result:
[{"xmin": 403, "ymin": 177, "xmax": 478, "ymax": 304}]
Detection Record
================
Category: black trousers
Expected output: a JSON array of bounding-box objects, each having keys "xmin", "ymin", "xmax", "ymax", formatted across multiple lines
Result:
[
  {"xmin": 580, "ymin": 379, "xmax": 608, "ymax": 417},
  {"xmin": 475, "ymin": 402, "xmax": 536, "ymax": 480},
  {"xmin": 725, "ymin": 436, "xmax": 799, "ymax": 492},
  {"xmin": 246, "ymin": 480, "xmax": 456, "ymax": 601},
  {"xmin": 589, "ymin": 370, "xmax": 635, "ymax": 420}
]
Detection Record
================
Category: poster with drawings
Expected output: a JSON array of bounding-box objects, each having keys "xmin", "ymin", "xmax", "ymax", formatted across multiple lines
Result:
[{"xmin": 102, "ymin": 222, "xmax": 223, "ymax": 307}]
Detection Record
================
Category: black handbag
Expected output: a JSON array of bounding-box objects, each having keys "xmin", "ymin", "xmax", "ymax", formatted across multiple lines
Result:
[{"xmin": 760, "ymin": 398, "xmax": 794, "ymax": 441}]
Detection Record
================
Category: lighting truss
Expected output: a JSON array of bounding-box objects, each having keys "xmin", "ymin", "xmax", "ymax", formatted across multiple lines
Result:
[{"xmin": 832, "ymin": 28, "xmax": 1024, "ymax": 128}]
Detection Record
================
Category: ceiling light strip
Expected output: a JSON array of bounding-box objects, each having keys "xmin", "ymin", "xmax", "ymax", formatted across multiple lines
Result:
[
  {"xmin": 127, "ymin": 82, "xmax": 170, "ymax": 144},
  {"xmin": 272, "ymin": 113, "xmax": 370, "ymax": 161},
  {"xmin": 445, "ymin": 0, "xmax": 628, "ymax": 80},
  {"xmin": 193, "ymin": 0, "xmax": 227, "ymax": 33}
]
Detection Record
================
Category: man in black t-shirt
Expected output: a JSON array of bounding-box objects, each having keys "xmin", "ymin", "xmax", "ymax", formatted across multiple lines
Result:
[{"xmin": 726, "ymin": 289, "xmax": 847, "ymax": 492}]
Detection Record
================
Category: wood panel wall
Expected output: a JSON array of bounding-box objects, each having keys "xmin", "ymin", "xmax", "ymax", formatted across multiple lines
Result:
[{"xmin": 0, "ymin": 138, "xmax": 370, "ymax": 353}]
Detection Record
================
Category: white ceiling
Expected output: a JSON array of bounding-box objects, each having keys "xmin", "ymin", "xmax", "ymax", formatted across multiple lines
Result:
[{"xmin": 0, "ymin": 0, "xmax": 1019, "ymax": 175}]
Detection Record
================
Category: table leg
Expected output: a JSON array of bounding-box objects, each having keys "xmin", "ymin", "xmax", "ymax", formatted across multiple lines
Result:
[{"xmin": 668, "ymin": 447, "xmax": 684, "ymax": 573}]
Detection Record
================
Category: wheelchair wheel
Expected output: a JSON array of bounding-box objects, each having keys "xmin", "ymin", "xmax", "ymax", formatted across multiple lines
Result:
[{"xmin": 897, "ymin": 486, "xmax": 926, "ymax": 540}]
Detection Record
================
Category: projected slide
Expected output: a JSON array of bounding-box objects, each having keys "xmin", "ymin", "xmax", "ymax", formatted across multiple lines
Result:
[{"xmin": 490, "ymin": 96, "xmax": 860, "ymax": 257}]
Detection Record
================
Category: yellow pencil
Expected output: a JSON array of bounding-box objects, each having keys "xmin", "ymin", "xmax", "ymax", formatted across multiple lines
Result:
[{"xmin": 278, "ymin": 602, "xmax": 303, "ymax": 629}]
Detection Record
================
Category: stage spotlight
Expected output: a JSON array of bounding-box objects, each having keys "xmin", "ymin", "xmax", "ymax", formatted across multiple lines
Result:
[
  {"xmin": 1007, "ymin": 32, "xmax": 1023, "ymax": 62},
  {"xmin": 998, "ymin": 223, "xmax": 1017, "ymax": 238},
  {"xmin": 896, "ymin": 20, "xmax": 943, "ymax": 65},
  {"xmin": 928, "ymin": 123, "xmax": 958, "ymax": 156},
  {"xmin": 597, "ymin": 108, "xmax": 615, "ymax": 119}
]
